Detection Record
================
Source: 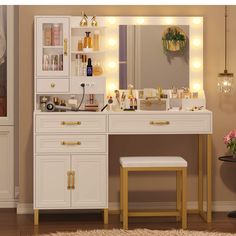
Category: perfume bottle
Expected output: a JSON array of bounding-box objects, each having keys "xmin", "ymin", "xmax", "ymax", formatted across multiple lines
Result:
[
  {"xmin": 83, "ymin": 32, "xmax": 92, "ymax": 52},
  {"xmin": 93, "ymin": 30, "xmax": 100, "ymax": 51},
  {"xmin": 93, "ymin": 61, "xmax": 103, "ymax": 76}
]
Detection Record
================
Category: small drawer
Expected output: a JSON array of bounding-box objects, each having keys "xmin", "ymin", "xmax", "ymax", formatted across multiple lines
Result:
[
  {"xmin": 109, "ymin": 113, "xmax": 212, "ymax": 134},
  {"xmin": 36, "ymin": 134, "xmax": 107, "ymax": 153},
  {"xmin": 36, "ymin": 79, "xmax": 69, "ymax": 93},
  {"xmin": 35, "ymin": 114, "xmax": 107, "ymax": 133}
]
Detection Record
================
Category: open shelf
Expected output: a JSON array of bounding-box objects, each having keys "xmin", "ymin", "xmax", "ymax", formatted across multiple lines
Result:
[{"xmin": 71, "ymin": 50, "xmax": 105, "ymax": 54}]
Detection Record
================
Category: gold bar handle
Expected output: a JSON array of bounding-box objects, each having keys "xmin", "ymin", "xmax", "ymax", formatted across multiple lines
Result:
[
  {"xmin": 149, "ymin": 121, "xmax": 170, "ymax": 125},
  {"xmin": 67, "ymin": 171, "xmax": 71, "ymax": 189},
  {"xmin": 61, "ymin": 141, "xmax": 81, "ymax": 146},
  {"xmin": 64, "ymin": 38, "xmax": 68, "ymax": 56},
  {"xmin": 71, "ymin": 171, "xmax": 75, "ymax": 190},
  {"xmin": 61, "ymin": 121, "xmax": 81, "ymax": 125}
]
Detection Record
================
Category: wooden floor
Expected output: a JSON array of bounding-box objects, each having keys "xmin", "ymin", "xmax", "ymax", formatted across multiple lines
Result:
[{"xmin": 1, "ymin": 209, "xmax": 236, "ymax": 236}]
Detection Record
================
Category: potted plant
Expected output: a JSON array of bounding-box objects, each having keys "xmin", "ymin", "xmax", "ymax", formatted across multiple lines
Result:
[
  {"xmin": 162, "ymin": 26, "xmax": 186, "ymax": 52},
  {"xmin": 224, "ymin": 129, "xmax": 236, "ymax": 158}
]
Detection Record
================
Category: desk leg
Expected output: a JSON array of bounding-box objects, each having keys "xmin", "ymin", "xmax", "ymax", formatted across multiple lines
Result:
[
  {"xmin": 122, "ymin": 168, "xmax": 128, "ymax": 230},
  {"xmin": 207, "ymin": 134, "xmax": 212, "ymax": 223},
  {"xmin": 198, "ymin": 134, "xmax": 203, "ymax": 213}
]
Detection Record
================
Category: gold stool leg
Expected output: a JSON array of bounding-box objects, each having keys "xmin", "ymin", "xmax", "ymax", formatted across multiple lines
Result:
[
  {"xmin": 120, "ymin": 165, "xmax": 123, "ymax": 222},
  {"xmin": 104, "ymin": 208, "xmax": 108, "ymax": 224},
  {"xmin": 34, "ymin": 209, "xmax": 39, "ymax": 225},
  {"xmin": 176, "ymin": 171, "xmax": 181, "ymax": 222},
  {"xmin": 181, "ymin": 168, "xmax": 187, "ymax": 229},
  {"xmin": 122, "ymin": 167, "xmax": 128, "ymax": 230}
]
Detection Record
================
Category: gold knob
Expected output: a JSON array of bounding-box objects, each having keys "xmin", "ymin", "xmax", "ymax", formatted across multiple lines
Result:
[
  {"xmin": 61, "ymin": 121, "xmax": 81, "ymax": 125},
  {"xmin": 149, "ymin": 121, "xmax": 170, "ymax": 125},
  {"xmin": 50, "ymin": 83, "xmax": 55, "ymax": 88},
  {"xmin": 61, "ymin": 141, "xmax": 81, "ymax": 146}
]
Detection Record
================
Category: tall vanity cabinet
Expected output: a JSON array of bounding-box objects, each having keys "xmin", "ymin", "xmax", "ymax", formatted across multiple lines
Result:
[{"xmin": 34, "ymin": 16, "xmax": 108, "ymax": 224}]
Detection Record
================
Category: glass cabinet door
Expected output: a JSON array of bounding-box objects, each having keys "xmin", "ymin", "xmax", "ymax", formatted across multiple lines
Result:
[{"xmin": 35, "ymin": 17, "xmax": 70, "ymax": 77}]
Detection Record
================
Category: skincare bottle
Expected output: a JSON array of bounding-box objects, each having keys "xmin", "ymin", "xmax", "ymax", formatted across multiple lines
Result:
[
  {"xmin": 134, "ymin": 98, "xmax": 138, "ymax": 110},
  {"xmin": 87, "ymin": 58, "xmax": 93, "ymax": 76},
  {"xmin": 82, "ymin": 55, "xmax": 87, "ymax": 76},
  {"xmin": 93, "ymin": 61, "xmax": 103, "ymax": 76},
  {"xmin": 93, "ymin": 30, "xmax": 100, "ymax": 51},
  {"xmin": 130, "ymin": 98, "xmax": 134, "ymax": 109},
  {"xmin": 83, "ymin": 32, "xmax": 92, "ymax": 51},
  {"xmin": 78, "ymin": 37, "xmax": 83, "ymax": 51}
]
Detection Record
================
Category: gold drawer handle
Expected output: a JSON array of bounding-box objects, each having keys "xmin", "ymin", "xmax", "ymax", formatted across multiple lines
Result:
[
  {"xmin": 61, "ymin": 121, "xmax": 81, "ymax": 125},
  {"xmin": 149, "ymin": 121, "xmax": 170, "ymax": 125},
  {"xmin": 67, "ymin": 171, "xmax": 71, "ymax": 189},
  {"xmin": 64, "ymin": 38, "xmax": 68, "ymax": 56},
  {"xmin": 71, "ymin": 171, "xmax": 75, "ymax": 190},
  {"xmin": 50, "ymin": 83, "xmax": 55, "ymax": 88},
  {"xmin": 61, "ymin": 141, "xmax": 81, "ymax": 146}
]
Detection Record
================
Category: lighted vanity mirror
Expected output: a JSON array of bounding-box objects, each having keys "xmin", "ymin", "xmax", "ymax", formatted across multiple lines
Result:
[
  {"xmin": 105, "ymin": 17, "xmax": 203, "ymax": 93},
  {"xmin": 119, "ymin": 25, "xmax": 189, "ymax": 89}
]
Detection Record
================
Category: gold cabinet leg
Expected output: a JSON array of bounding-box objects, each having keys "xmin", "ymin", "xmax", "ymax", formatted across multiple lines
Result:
[
  {"xmin": 207, "ymin": 134, "xmax": 212, "ymax": 223},
  {"xmin": 120, "ymin": 165, "xmax": 123, "ymax": 222},
  {"xmin": 181, "ymin": 168, "xmax": 187, "ymax": 229},
  {"xmin": 122, "ymin": 168, "xmax": 128, "ymax": 230},
  {"xmin": 103, "ymin": 208, "xmax": 108, "ymax": 224},
  {"xmin": 34, "ymin": 209, "xmax": 39, "ymax": 225},
  {"xmin": 198, "ymin": 134, "xmax": 203, "ymax": 213},
  {"xmin": 176, "ymin": 171, "xmax": 181, "ymax": 222}
]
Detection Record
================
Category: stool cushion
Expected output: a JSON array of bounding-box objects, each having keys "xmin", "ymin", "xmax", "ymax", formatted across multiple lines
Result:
[{"xmin": 120, "ymin": 156, "xmax": 187, "ymax": 168}]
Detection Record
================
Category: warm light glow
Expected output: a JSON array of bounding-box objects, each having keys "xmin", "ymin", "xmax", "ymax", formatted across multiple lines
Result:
[
  {"xmin": 192, "ymin": 61, "xmax": 201, "ymax": 69},
  {"xmin": 164, "ymin": 17, "xmax": 174, "ymax": 25},
  {"xmin": 136, "ymin": 17, "xmax": 145, "ymax": 24},
  {"xmin": 192, "ymin": 82, "xmax": 201, "ymax": 92},
  {"xmin": 108, "ymin": 38, "xmax": 116, "ymax": 47},
  {"xmin": 193, "ymin": 17, "xmax": 202, "ymax": 25},
  {"xmin": 107, "ymin": 17, "xmax": 116, "ymax": 25},
  {"xmin": 108, "ymin": 83, "xmax": 116, "ymax": 93},
  {"xmin": 192, "ymin": 38, "xmax": 201, "ymax": 47},
  {"xmin": 108, "ymin": 61, "xmax": 116, "ymax": 69}
]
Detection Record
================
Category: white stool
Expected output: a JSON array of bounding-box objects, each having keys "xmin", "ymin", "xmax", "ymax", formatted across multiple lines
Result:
[{"xmin": 120, "ymin": 156, "xmax": 187, "ymax": 230}]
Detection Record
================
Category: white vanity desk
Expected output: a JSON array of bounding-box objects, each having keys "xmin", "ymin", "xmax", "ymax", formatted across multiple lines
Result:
[{"xmin": 34, "ymin": 109, "xmax": 212, "ymax": 224}]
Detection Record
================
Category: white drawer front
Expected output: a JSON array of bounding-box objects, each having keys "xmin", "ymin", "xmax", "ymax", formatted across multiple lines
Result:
[
  {"xmin": 36, "ymin": 114, "xmax": 107, "ymax": 133},
  {"xmin": 36, "ymin": 79, "xmax": 69, "ymax": 93},
  {"xmin": 36, "ymin": 135, "xmax": 107, "ymax": 153},
  {"xmin": 109, "ymin": 113, "xmax": 212, "ymax": 134}
]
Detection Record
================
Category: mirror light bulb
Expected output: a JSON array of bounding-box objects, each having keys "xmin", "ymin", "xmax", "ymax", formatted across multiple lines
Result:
[
  {"xmin": 137, "ymin": 17, "xmax": 145, "ymax": 24},
  {"xmin": 108, "ymin": 38, "xmax": 116, "ymax": 47},
  {"xmin": 193, "ymin": 38, "xmax": 201, "ymax": 47},
  {"xmin": 107, "ymin": 17, "xmax": 116, "ymax": 25},
  {"xmin": 108, "ymin": 61, "xmax": 116, "ymax": 69},
  {"xmin": 193, "ymin": 17, "xmax": 202, "ymax": 25},
  {"xmin": 165, "ymin": 17, "xmax": 174, "ymax": 25},
  {"xmin": 193, "ymin": 82, "xmax": 201, "ymax": 92},
  {"xmin": 193, "ymin": 61, "xmax": 201, "ymax": 69}
]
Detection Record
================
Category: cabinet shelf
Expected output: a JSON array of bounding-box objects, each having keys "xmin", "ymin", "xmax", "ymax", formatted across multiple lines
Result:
[
  {"xmin": 71, "ymin": 76, "xmax": 105, "ymax": 79},
  {"xmin": 71, "ymin": 50, "xmax": 105, "ymax": 54},
  {"xmin": 43, "ymin": 46, "xmax": 63, "ymax": 49},
  {"xmin": 71, "ymin": 26, "xmax": 106, "ymax": 30}
]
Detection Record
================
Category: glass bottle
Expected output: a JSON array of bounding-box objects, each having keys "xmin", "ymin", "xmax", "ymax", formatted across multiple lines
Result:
[
  {"xmin": 83, "ymin": 32, "xmax": 92, "ymax": 51},
  {"xmin": 93, "ymin": 30, "xmax": 100, "ymax": 51}
]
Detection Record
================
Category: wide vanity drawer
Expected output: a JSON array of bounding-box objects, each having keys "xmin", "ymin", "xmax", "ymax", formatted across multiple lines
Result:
[
  {"xmin": 35, "ymin": 134, "xmax": 106, "ymax": 153},
  {"xmin": 36, "ymin": 79, "xmax": 69, "ymax": 93},
  {"xmin": 35, "ymin": 114, "xmax": 107, "ymax": 133},
  {"xmin": 109, "ymin": 113, "xmax": 212, "ymax": 134}
]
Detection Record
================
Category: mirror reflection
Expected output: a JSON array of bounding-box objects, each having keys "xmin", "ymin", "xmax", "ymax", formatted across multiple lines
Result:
[{"xmin": 119, "ymin": 25, "xmax": 189, "ymax": 89}]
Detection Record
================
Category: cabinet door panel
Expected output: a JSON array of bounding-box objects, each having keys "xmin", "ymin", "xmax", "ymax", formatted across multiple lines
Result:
[
  {"xmin": 71, "ymin": 155, "xmax": 107, "ymax": 208},
  {"xmin": 35, "ymin": 17, "xmax": 70, "ymax": 77},
  {"xmin": 0, "ymin": 127, "xmax": 14, "ymax": 200},
  {"xmin": 35, "ymin": 155, "xmax": 70, "ymax": 208}
]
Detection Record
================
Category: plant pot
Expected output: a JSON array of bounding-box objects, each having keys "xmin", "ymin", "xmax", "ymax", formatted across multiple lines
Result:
[{"xmin": 163, "ymin": 39, "xmax": 186, "ymax": 52}]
